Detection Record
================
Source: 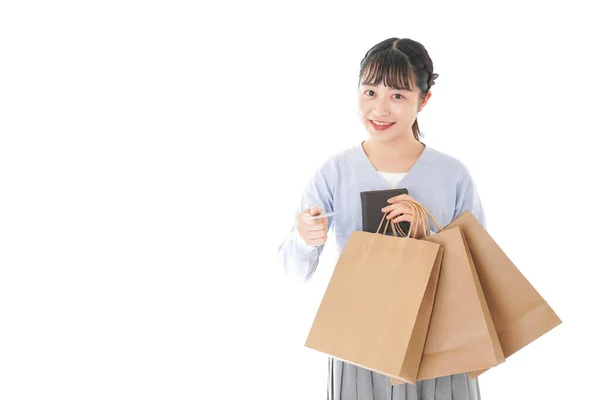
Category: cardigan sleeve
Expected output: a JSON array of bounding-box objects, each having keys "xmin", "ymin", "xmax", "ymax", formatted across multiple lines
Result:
[
  {"xmin": 453, "ymin": 166, "xmax": 487, "ymax": 229},
  {"xmin": 277, "ymin": 160, "xmax": 336, "ymax": 282}
]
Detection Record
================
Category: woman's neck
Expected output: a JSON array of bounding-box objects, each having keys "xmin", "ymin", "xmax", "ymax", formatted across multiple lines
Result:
[{"xmin": 363, "ymin": 137, "xmax": 425, "ymax": 160}]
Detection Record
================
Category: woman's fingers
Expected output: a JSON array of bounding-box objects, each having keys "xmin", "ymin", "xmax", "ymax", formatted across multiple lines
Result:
[
  {"xmin": 386, "ymin": 193, "xmax": 415, "ymax": 204},
  {"xmin": 299, "ymin": 208, "xmax": 327, "ymax": 227},
  {"xmin": 381, "ymin": 203, "xmax": 404, "ymax": 213},
  {"xmin": 302, "ymin": 214, "xmax": 328, "ymax": 230},
  {"xmin": 392, "ymin": 214, "xmax": 412, "ymax": 223},
  {"xmin": 382, "ymin": 203, "xmax": 412, "ymax": 219},
  {"xmin": 306, "ymin": 221, "xmax": 327, "ymax": 231},
  {"xmin": 306, "ymin": 229, "xmax": 327, "ymax": 240},
  {"xmin": 305, "ymin": 236, "xmax": 327, "ymax": 246},
  {"xmin": 296, "ymin": 207, "xmax": 329, "ymax": 246}
]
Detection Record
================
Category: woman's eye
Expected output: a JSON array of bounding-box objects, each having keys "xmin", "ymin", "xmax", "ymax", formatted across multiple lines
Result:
[
  {"xmin": 365, "ymin": 90, "xmax": 375, "ymax": 96},
  {"xmin": 393, "ymin": 94, "xmax": 403, "ymax": 100}
]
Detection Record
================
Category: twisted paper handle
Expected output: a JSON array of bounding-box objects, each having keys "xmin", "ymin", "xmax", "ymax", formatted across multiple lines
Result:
[{"xmin": 375, "ymin": 200, "xmax": 442, "ymax": 238}]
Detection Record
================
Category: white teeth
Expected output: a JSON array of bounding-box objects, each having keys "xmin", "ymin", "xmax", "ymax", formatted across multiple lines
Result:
[{"xmin": 372, "ymin": 120, "xmax": 392, "ymax": 126}]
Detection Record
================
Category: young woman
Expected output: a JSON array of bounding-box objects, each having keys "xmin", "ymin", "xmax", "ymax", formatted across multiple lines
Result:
[{"xmin": 278, "ymin": 37, "xmax": 485, "ymax": 400}]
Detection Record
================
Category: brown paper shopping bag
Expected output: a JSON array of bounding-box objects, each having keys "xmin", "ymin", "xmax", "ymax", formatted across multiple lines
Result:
[
  {"xmin": 445, "ymin": 211, "xmax": 562, "ymax": 378},
  {"xmin": 304, "ymin": 211, "xmax": 444, "ymax": 384},
  {"xmin": 390, "ymin": 204, "xmax": 505, "ymax": 386}
]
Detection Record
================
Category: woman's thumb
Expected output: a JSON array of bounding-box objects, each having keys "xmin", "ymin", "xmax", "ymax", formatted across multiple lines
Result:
[{"xmin": 309, "ymin": 206, "xmax": 322, "ymax": 216}]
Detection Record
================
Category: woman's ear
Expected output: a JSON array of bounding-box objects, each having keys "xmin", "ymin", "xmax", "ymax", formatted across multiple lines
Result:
[{"xmin": 418, "ymin": 91, "xmax": 432, "ymax": 112}]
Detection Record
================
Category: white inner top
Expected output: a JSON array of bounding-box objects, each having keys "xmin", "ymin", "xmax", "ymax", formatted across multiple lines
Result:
[{"xmin": 377, "ymin": 171, "xmax": 408, "ymax": 188}]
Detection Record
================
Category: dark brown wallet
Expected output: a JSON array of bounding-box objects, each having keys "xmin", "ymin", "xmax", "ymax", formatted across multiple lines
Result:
[{"xmin": 360, "ymin": 188, "xmax": 411, "ymax": 235}]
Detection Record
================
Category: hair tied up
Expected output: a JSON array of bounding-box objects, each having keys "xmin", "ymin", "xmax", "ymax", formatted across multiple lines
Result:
[{"xmin": 428, "ymin": 72, "xmax": 439, "ymax": 89}]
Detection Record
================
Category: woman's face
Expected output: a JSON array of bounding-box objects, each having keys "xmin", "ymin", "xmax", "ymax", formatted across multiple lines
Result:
[{"xmin": 358, "ymin": 80, "xmax": 430, "ymax": 143}]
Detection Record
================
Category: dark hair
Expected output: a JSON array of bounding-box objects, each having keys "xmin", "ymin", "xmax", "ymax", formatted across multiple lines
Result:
[{"xmin": 359, "ymin": 38, "xmax": 438, "ymax": 141}]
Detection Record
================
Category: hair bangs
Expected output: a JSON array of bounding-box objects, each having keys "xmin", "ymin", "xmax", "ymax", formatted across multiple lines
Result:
[{"xmin": 359, "ymin": 50, "xmax": 416, "ymax": 91}]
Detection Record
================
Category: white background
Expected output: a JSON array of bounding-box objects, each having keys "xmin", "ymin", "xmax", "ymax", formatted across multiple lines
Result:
[{"xmin": 1, "ymin": 1, "xmax": 599, "ymax": 399}]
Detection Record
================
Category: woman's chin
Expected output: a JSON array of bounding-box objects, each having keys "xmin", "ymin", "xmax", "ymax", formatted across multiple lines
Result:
[
  {"xmin": 365, "ymin": 125, "xmax": 413, "ymax": 142},
  {"xmin": 367, "ymin": 128, "xmax": 398, "ymax": 141}
]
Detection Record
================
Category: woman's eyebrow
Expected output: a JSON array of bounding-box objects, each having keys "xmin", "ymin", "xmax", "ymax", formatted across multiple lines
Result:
[{"xmin": 362, "ymin": 84, "xmax": 412, "ymax": 92}]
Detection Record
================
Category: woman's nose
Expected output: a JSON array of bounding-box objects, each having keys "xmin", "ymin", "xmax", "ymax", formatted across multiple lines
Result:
[{"xmin": 373, "ymin": 99, "xmax": 390, "ymax": 116}]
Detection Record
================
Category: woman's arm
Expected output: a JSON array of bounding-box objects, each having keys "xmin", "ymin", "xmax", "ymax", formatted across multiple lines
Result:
[
  {"xmin": 277, "ymin": 161, "xmax": 335, "ymax": 282},
  {"xmin": 453, "ymin": 167, "xmax": 487, "ymax": 229}
]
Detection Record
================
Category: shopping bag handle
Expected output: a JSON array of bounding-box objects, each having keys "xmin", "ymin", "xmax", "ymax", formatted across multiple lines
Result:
[
  {"xmin": 375, "ymin": 200, "xmax": 442, "ymax": 238},
  {"xmin": 374, "ymin": 211, "xmax": 411, "ymax": 236},
  {"xmin": 400, "ymin": 200, "xmax": 443, "ymax": 238}
]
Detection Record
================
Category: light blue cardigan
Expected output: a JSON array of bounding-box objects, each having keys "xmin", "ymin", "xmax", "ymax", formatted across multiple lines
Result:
[{"xmin": 278, "ymin": 142, "xmax": 485, "ymax": 400}]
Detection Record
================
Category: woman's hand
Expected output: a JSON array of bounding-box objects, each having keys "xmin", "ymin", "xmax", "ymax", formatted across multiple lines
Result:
[
  {"xmin": 296, "ymin": 206, "xmax": 329, "ymax": 247},
  {"xmin": 381, "ymin": 194, "xmax": 426, "ymax": 238}
]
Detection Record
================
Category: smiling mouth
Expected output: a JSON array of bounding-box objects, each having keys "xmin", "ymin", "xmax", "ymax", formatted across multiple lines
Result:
[
  {"xmin": 369, "ymin": 119, "xmax": 396, "ymax": 130},
  {"xmin": 370, "ymin": 120, "xmax": 395, "ymax": 126}
]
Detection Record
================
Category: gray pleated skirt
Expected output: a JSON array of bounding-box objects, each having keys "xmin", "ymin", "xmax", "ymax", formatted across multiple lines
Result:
[{"xmin": 327, "ymin": 358, "xmax": 481, "ymax": 400}]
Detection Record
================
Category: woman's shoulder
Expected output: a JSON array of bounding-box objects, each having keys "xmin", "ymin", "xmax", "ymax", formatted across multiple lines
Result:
[
  {"xmin": 315, "ymin": 143, "xmax": 362, "ymax": 171},
  {"xmin": 424, "ymin": 145, "xmax": 472, "ymax": 178},
  {"xmin": 328, "ymin": 143, "xmax": 361, "ymax": 160}
]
